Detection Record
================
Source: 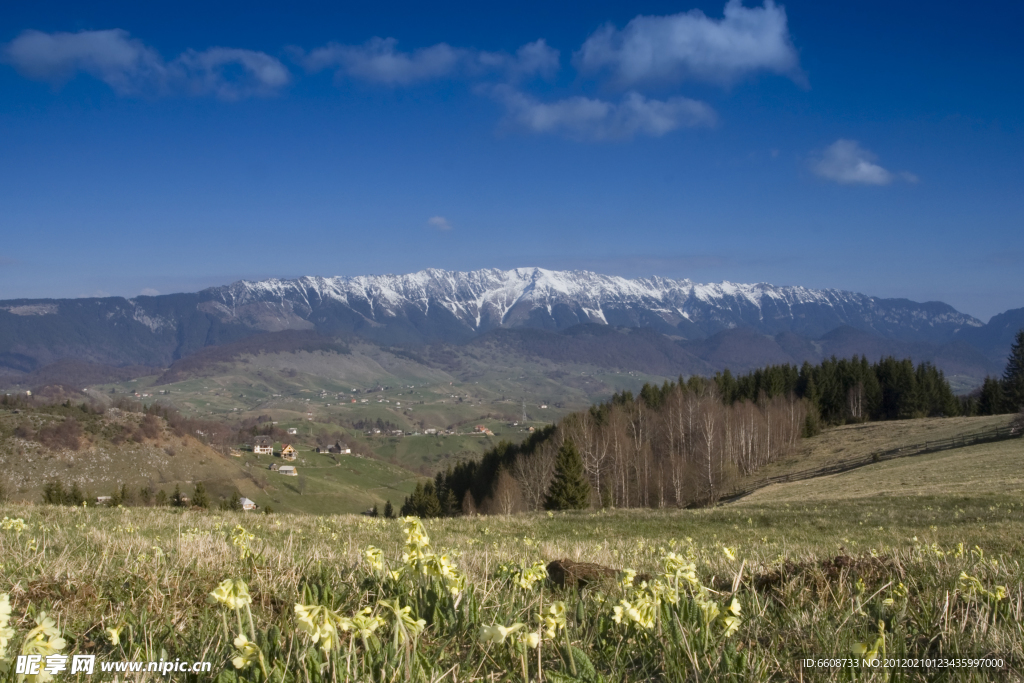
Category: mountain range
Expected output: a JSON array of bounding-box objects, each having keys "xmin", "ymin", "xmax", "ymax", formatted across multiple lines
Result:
[{"xmin": 1, "ymin": 267, "xmax": 1020, "ymax": 390}]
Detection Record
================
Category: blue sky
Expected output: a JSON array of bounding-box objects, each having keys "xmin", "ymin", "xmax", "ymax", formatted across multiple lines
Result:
[{"xmin": 1, "ymin": 0, "xmax": 1021, "ymax": 320}]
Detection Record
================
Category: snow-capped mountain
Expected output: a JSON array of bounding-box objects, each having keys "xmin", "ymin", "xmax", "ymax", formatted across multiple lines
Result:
[
  {"xmin": 0, "ymin": 267, "xmax": 1003, "ymax": 377},
  {"xmin": 197, "ymin": 267, "xmax": 983, "ymax": 343}
]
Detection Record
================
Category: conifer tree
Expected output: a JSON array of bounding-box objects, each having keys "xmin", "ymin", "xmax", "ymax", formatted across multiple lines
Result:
[
  {"xmin": 544, "ymin": 440, "xmax": 591, "ymax": 510},
  {"xmin": 383, "ymin": 499, "xmax": 394, "ymax": 518},
  {"xmin": 192, "ymin": 482, "xmax": 209, "ymax": 509},
  {"xmin": 68, "ymin": 482, "xmax": 85, "ymax": 506},
  {"xmin": 171, "ymin": 484, "xmax": 185, "ymax": 508},
  {"xmin": 155, "ymin": 489, "xmax": 168, "ymax": 506},
  {"xmin": 978, "ymin": 377, "xmax": 1005, "ymax": 416},
  {"xmin": 1002, "ymin": 330, "xmax": 1024, "ymax": 412}
]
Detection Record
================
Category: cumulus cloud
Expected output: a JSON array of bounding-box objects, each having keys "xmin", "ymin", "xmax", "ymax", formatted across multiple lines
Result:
[
  {"xmin": 812, "ymin": 139, "xmax": 911, "ymax": 186},
  {"xmin": 491, "ymin": 85, "xmax": 715, "ymax": 141},
  {"xmin": 2, "ymin": 29, "xmax": 290, "ymax": 99},
  {"xmin": 428, "ymin": 216, "xmax": 453, "ymax": 231},
  {"xmin": 302, "ymin": 37, "xmax": 558, "ymax": 85},
  {"xmin": 575, "ymin": 0, "xmax": 802, "ymax": 87}
]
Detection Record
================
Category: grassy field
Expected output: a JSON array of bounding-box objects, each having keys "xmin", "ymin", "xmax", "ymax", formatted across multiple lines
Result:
[
  {"xmin": 734, "ymin": 414, "xmax": 1015, "ymax": 487},
  {"xmin": 740, "ymin": 436, "xmax": 1024, "ymax": 503},
  {"xmin": 1, "ymin": 429, "xmax": 1022, "ymax": 682},
  {"xmin": 235, "ymin": 448, "xmax": 423, "ymax": 515}
]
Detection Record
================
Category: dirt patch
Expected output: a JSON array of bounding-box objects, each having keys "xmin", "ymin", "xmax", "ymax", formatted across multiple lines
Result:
[
  {"xmin": 546, "ymin": 559, "xmax": 652, "ymax": 589},
  {"xmin": 752, "ymin": 553, "xmax": 902, "ymax": 592}
]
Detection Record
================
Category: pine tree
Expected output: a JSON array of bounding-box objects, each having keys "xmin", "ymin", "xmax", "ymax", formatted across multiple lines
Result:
[
  {"xmin": 171, "ymin": 484, "xmax": 185, "ymax": 508},
  {"xmin": 68, "ymin": 482, "xmax": 85, "ymax": 506},
  {"xmin": 192, "ymin": 482, "xmax": 209, "ymax": 509},
  {"xmin": 543, "ymin": 440, "xmax": 591, "ymax": 511},
  {"xmin": 155, "ymin": 489, "xmax": 168, "ymax": 506},
  {"xmin": 978, "ymin": 376, "xmax": 1005, "ymax": 416},
  {"xmin": 220, "ymin": 491, "xmax": 242, "ymax": 511},
  {"xmin": 1002, "ymin": 330, "xmax": 1024, "ymax": 412},
  {"xmin": 383, "ymin": 499, "xmax": 394, "ymax": 518}
]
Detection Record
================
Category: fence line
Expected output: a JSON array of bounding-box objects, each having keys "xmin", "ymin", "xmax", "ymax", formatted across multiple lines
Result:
[{"xmin": 723, "ymin": 423, "xmax": 1022, "ymax": 502}]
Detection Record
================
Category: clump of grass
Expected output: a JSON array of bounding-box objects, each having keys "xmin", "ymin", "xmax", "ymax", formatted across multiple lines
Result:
[{"xmin": 0, "ymin": 503, "xmax": 1021, "ymax": 681}]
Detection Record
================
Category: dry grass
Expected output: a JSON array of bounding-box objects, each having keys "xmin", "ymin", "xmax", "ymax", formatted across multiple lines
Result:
[
  {"xmin": 737, "ymin": 414, "xmax": 1013, "ymax": 485},
  {"xmin": 741, "ymin": 437, "xmax": 1024, "ymax": 503}
]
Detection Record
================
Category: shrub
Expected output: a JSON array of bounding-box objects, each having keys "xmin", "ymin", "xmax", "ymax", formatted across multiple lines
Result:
[{"xmin": 37, "ymin": 417, "xmax": 82, "ymax": 450}]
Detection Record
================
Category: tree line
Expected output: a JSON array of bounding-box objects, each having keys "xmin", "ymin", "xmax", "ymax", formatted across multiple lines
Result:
[
  {"xmin": 402, "ymin": 353, "xmax": 979, "ymax": 516},
  {"xmin": 711, "ymin": 355, "xmax": 960, "ymax": 432},
  {"xmin": 39, "ymin": 478, "xmax": 268, "ymax": 512}
]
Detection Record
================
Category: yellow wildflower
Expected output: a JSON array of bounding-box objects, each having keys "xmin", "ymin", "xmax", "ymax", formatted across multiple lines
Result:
[
  {"xmin": 105, "ymin": 625, "xmax": 123, "ymax": 646},
  {"xmin": 231, "ymin": 634, "xmax": 262, "ymax": 670},
  {"xmin": 209, "ymin": 579, "xmax": 252, "ymax": 610},
  {"xmin": 541, "ymin": 601, "xmax": 566, "ymax": 638},
  {"xmin": 363, "ymin": 546, "xmax": 384, "ymax": 571},
  {"xmin": 478, "ymin": 623, "xmax": 524, "ymax": 644},
  {"xmin": 379, "ymin": 599, "xmax": 426, "ymax": 643},
  {"xmin": 19, "ymin": 613, "xmax": 66, "ymax": 683}
]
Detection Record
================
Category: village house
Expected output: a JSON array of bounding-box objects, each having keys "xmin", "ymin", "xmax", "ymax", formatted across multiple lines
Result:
[
  {"xmin": 279, "ymin": 465, "xmax": 298, "ymax": 476},
  {"xmin": 287, "ymin": 427, "xmax": 298, "ymax": 435},
  {"xmin": 327, "ymin": 441, "xmax": 351, "ymax": 454},
  {"xmin": 239, "ymin": 497, "xmax": 258, "ymax": 511},
  {"xmin": 281, "ymin": 444, "xmax": 297, "ymax": 461},
  {"xmin": 268, "ymin": 463, "xmax": 280, "ymax": 471},
  {"xmin": 253, "ymin": 436, "xmax": 274, "ymax": 455}
]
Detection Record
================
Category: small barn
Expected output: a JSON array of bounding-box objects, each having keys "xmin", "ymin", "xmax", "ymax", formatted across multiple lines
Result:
[
  {"xmin": 240, "ymin": 497, "xmax": 258, "ymax": 511},
  {"xmin": 279, "ymin": 465, "xmax": 298, "ymax": 476}
]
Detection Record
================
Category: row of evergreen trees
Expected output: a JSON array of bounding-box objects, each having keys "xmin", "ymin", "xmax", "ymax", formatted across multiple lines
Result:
[
  {"xmin": 40, "ymin": 479, "xmax": 259, "ymax": 511},
  {"xmin": 707, "ymin": 356, "xmax": 961, "ymax": 427}
]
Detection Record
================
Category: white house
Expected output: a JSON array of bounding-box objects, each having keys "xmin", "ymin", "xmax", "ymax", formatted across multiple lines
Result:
[
  {"xmin": 240, "ymin": 497, "xmax": 258, "ymax": 511},
  {"xmin": 279, "ymin": 465, "xmax": 298, "ymax": 476},
  {"xmin": 253, "ymin": 436, "xmax": 274, "ymax": 455},
  {"xmin": 287, "ymin": 428, "xmax": 298, "ymax": 435}
]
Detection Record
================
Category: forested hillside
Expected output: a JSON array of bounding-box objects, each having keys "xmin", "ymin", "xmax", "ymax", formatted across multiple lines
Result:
[{"xmin": 405, "ymin": 355, "xmax": 975, "ymax": 516}]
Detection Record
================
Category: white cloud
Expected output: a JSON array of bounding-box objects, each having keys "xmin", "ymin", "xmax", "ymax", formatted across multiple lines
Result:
[
  {"xmin": 491, "ymin": 85, "xmax": 715, "ymax": 141},
  {"xmin": 575, "ymin": 0, "xmax": 802, "ymax": 87},
  {"xmin": 140, "ymin": 288, "xmax": 160, "ymax": 296},
  {"xmin": 3, "ymin": 29, "xmax": 166, "ymax": 93},
  {"xmin": 812, "ymin": 139, "xmax": 907, "ymax": 186},
  {"xmin": 302, "ymin": 37, "xmax": 558, "ymax": 85},
  {"xmin": 428, "ymin": 216, "xmax": 453, "ymax": 231},
  {"xmin": 175, "ymin": 47, "xmax": 292, "ymax": 100},
  {"xmin": 2, "ymin": 29, "xmax": 290, "ymax": 99}
]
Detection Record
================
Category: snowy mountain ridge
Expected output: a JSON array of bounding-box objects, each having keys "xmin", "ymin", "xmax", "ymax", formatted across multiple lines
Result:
[{"xmin": 202, "ymin": 267, "xmax": 982, "ymax": 337}]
